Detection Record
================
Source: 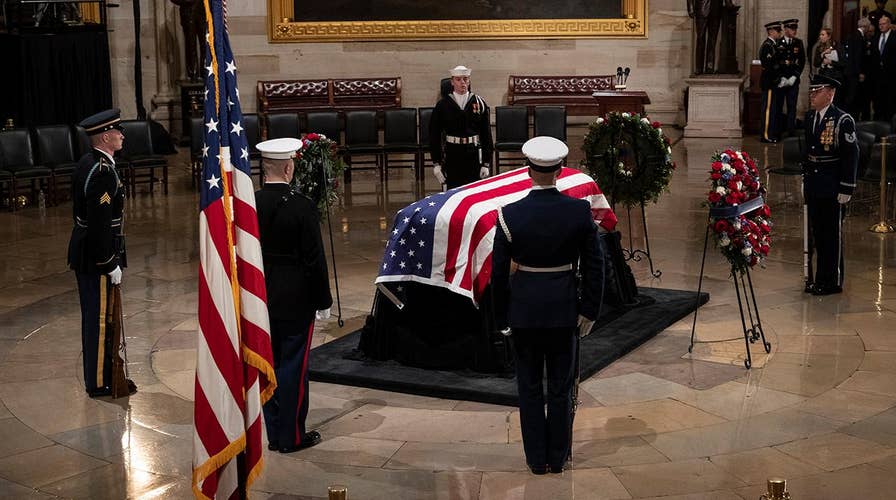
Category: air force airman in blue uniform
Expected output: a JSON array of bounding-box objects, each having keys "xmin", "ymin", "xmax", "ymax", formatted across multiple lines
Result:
[
  {"xmin": 68, "ymin": 108, "xmax": 136, "ymax": 398},
  {"xmin": 492, "ymin": 136, "xmax": 605, "ymax": 474},
  {"xmin": 803, "ymin": 75, "xmax": 859, "ymax": 295}
]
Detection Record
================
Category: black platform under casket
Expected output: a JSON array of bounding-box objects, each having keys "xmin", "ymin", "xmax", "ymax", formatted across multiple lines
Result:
[{"xmin": 357, "ymin": 231, "xmax": 642, "ymax": 373}]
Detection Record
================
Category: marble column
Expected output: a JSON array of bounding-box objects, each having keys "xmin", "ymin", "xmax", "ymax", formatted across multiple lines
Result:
[{"xmin": 150, "ymin": 0, "xmax": 182, "ymax": 136}]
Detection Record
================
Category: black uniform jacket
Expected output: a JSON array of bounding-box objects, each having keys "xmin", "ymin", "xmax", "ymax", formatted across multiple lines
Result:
[
  {"xmin": 492, "ymin": 188, "xmax": 604, "ymax": 330},
  {"xmin": 67, "ymin": 149, "xmax": 126, "ymax": 274},
  {"xmin": 760, "ymin": 37, "xmax": 784, "ymax": 90},
  {"xmin": 782, "ymin": 37, "xmax": 807, "ymax": 80},
  {"xmin": 255, "ymin": 183, "xmax": 332, "ymax": 322},
  {"xmin": 802, "ymin": 105, "xmax": 859, "ymax": 198},
  {"xmin": 429, "ymin": 93, "xmax": 494, "ymax": 164}
]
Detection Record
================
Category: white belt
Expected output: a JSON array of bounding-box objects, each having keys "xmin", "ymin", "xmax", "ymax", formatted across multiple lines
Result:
[
  {"xmin": 446, "ymin": 135, "xmax": 480, "ymax": 145},
  {"xmin": 517, "ymin": 264, "xmax": 573, "ymax": 273}
]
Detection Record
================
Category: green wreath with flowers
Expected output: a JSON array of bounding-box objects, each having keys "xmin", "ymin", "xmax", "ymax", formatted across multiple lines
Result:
[
  {"xmin": 581, "ymin": 112, "xmax": 676, "ymax": 208},
  {"xmin": 290, "ymin": 132, "xmax": 344, "ymax": 219}
]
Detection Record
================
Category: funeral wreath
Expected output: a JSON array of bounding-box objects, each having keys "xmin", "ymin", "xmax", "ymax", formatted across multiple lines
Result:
[
  {"xmin": 291, "ymin": 132, "xmax": 344, "ymax": 218},
  {"xmin": 582, "ymin": 112, "xmax": 676, "ymax": 207},
  {"xmin": 705, "ymin": 149, "xmax": 773, "ymax": 272}
]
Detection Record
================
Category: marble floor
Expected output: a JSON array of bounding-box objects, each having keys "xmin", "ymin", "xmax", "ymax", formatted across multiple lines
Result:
[{"xmin": 1, "ymin": 129, "xmax": 896, "ymax": 500}]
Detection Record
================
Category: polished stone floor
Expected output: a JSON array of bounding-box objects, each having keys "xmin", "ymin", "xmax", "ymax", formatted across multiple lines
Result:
[{"xmin": 1, "ymin": 130, "xmax": 896, "ymax": 499}]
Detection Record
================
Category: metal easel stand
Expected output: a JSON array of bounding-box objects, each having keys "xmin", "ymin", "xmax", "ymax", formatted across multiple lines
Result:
[
  {"xmin": 689, "ymin": 222, "xmax": 771, "ymax": 369},
  {"xmin": 621, "ymin": 201, "xmax": 662, "ymax": 278}
]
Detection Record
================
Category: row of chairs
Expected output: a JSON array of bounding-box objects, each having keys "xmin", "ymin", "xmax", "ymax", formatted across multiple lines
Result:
[
  {"xmin": 190, "ymin": 106, "xmax": 568, "ymax": 187},
  {"xmin": 767, "ymin": 120, "xmax": 896, "ymax": 207},
  {"xmin": 0, "ymin": 120, "xmax": 168, "ymax": 210}
]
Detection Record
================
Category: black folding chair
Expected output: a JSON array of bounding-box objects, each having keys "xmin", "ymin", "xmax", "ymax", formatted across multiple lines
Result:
[
  {"xmin": 265, "ymin": 112, "xmax": 300, "ymax": 140},
  {"xmin": 533, "ymin": 106, "xmax": 567, "ymax": 142},
  {"xmin": 118, "ymin": 120, "xmax": 168, "ymax": 195},
  {"xmin": 35, "ymin": 125, "xmax": 79, "ymax": 205},
  {"xmin": 0, "ymin": 129, "xmax": 52, "ymax": 211},
  {"xmin": 494, "ymin": 106, "xmax": 529, "ymax": 173},
  {"xmin": 382, "ymin": 108, "xmax": 420, "ymax": 181},
  {"xmin": 343, "ymin": 110, "xmax": 382, "ymax": 184}
]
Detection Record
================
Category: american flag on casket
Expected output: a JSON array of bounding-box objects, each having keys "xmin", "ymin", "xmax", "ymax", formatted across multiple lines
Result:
[{"xmin": 375, "ymin": 167, "xmax": 618, "ymax": 304}]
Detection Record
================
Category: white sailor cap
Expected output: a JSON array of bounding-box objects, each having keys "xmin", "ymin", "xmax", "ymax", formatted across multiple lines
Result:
[
  {"xmin": 522, "ymin": 136, "xmax": 569, "ymax": 172},
  {"xmin": 450, "ymin": 65, "xmax": 472, "ymax": 77},
  {"xmin": 255, "ymin": 137, "xmax": 302, "ymax": 160}
]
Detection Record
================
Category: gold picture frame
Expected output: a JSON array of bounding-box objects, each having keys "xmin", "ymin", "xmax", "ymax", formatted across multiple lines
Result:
[{"xmin": 268, "ymin": 0, "xmax": 647, "ymax": 43}]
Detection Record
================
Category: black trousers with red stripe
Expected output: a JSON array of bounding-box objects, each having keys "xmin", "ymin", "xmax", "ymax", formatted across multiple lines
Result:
[
  {"xmin": 263, "ymin": 316, "xmax": 315, "ymax": 449},
  {"xmin": 76, "ymin": 272, "xmax": 112, "ymax": 393}
]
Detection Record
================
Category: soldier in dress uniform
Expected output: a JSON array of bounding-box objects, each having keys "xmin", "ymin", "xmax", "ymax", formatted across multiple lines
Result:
[
  {"xmin": 429, "ymin": 65, "xmax": 494, "ymax": 189},
  {"xmin": 780, "ymin": 19, "xmax": 807, "ymax": 136},
  {"xmin": 255, "ymin": 138, "xmax": 332, "ymax": 453},
  {"xmin": 68, "ymin": 108, "xmax": 136, "ymax": 398},
  {"xmin": 802, "ymin": 75, "xmax": 858, "ymax": 296},
  {"xmin": 491, "ymin": 136, "xmax": 605, "ymax": 475},
  {"xmin": 759, "ymin": 21, "xmax": 785, "ymax": 143}
]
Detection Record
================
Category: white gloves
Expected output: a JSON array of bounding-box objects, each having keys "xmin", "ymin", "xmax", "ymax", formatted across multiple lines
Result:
[
  {"xmin": 479, "ymin": 166, "xmax": 490, "ymax": 179},
  {"xmin": 108, "ymin": 266, "xmax": 122, "ymax": 285},
  {"xmin": 433, "ymin": 164, "xmax": 446, "ymax": 185},
  {"xmin": 787, "ymin": 76, "xmax": 796, "ymax": 86},
  {"xmin": 777, "ymin": 77, "xmax": 788, "ymax": 88},
  {"xmin": 315, "ymin": 308, "xmax": 331, "ymax": 320},
  {"xmin": 837, "ymin": 193, "xmax": 851, "ymax": 204},
  {"xmin": 577, "ymin": 315, "xmax": 595, "ymax": 338}
]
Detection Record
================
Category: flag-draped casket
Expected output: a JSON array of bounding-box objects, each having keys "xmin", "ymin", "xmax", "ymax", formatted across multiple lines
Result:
[{"xmin": 360, "ymin": 167, "xmax": 618, "ymax": 371}]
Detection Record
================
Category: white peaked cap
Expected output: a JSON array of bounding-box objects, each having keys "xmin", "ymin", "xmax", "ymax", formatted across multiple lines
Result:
[
  {"xmin": 450, "ymin": 65, "xmax": 472, "ymax": 77},
  {"xmin": 522, "ymin": 136, "xmax": 569, "ymax": 167},
  {"xmin": 255, "ymin": 137, "xmax": 302, "ymax": 159}
]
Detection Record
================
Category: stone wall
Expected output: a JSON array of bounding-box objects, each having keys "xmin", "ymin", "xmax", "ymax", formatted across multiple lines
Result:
[{"xmin": 105, "ymin": 1, "xmax": 808, "ymax": 135}]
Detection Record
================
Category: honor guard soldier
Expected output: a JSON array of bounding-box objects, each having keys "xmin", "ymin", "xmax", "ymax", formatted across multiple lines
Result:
[
  {"xmin": 759, "ymin": 21, "xmax": 785, "ymax": 143},
  {"xmin": 68, "ymin": 108, "xmax": 136, "ymax": 398},
  {"xmin": 491, "ymin": 137, "xmax": 605, "ymax": 475},
  {"xmin": 803, "ymin": 75, "xmax": 858, "ymax": 295},
  {"xmin": 429, "ymin": 65, "xmax": 494, "ymax": 189},
  {"xmin": 781, "ymin": 19, "xmax": 807, "ymax": 135},
  {"xmin": 255, "ymin": 138, "xmax": 332, "ymax": 453}
]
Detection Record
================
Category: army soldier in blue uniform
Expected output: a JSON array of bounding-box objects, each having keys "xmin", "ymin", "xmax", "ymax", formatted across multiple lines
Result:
[
  {"xmin": 780, "ymin": 19, "xmax": 807, "ymax": 135},
  {"xmin": 759, "ymin": 21, "xmax": 785, "ymax": 143},
  {"xmin": 492, "ymin": 136, "xmax": 605, "ymax": 475},
  {"xmin": 429, "ymin": 65, "xmax": 494, "ymax": 189},
  {"xmin": 255, "ymin": 138, "xmax": 332, "ymax": 453},
  {"xmin": 803, "ymin": 75, "xmax": 859, "ymax": 295},
  {"xmin": 68, "ymin": 109, "xmax": 136, "ymax": 398}
]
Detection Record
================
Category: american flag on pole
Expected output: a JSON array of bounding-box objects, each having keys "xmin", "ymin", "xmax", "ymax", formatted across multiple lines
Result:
[
  {"xmin": 192, "ymin": 0, "xmax": 276, "ymax": 498},
  {"xmin": 376, "ymin": 167, "xmax": 617, "ymax": 302}
]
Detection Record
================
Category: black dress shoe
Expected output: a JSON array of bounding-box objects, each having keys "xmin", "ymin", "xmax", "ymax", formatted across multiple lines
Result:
[
  {"xmin": 549, "ymin": 463, "xmax": 566, "ymax": 474},
  {"xmin": 811, "ymin": 284, "xmax": 842, "ymax": 296},
  {"xmin": 527, "ymin": 464, "xmax": 548, "ymax": 475},
  {"xmin": 279, "ymin": 430, "xmax": 322, "ymax": 453},
  {"xmin": 804, "ymin": 282, "xmax": 814, "ymax": 293},
  {"xmin": 760, "ymin": 138, "xmax": 778, "ymax": 144},
  {"xmin": 268, "ymin": 442, "xmax": 278, "ymax": 451},
  {"xmin": 87, "ymin": 386, "xmax": 112, "ymax": 398}
]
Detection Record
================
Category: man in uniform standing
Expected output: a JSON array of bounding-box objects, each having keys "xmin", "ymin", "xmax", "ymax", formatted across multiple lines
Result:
[
  {"xmin": 255, "ymin": 137, "xmax": 332, "ymax": 453},
  {"xmin": 760, "ymin": 21, "xmax": 785, "ymax": 143},
  {"xmin": 429, "ymin": 65, "xmax": 493, "ymax": 189},
  {"xmin": 780, "ymin": 19, "xmax": 806, "ymax": 136},
  {"xmin": 491, "ymin": 136, "xmax": 605, "ymax": 475},
  {"xmin": 68, "ymin": 108, "xmax": 136, "ymax": 398},
  {"xmin": 802, "ymin": 75, "xmax": 858, "ymax": 296}
]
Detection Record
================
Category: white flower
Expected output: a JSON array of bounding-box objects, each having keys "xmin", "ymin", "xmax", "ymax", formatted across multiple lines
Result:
[
  {"xmin": 733, "ymin": 221, "xmax": 741, "ymax": 230},
  {"xmin": 319, "ymin": 134, "xmax": 327, "ymax": 140},
  {"xmin": 719, "ymin": 237, "xmax": 730, "ymax": 247},
  {"xmin": 667, "ymin": 146, "xmax": 672, "ymax": 154},
  {"xmin": 720, "ymin": 153, "xmax": 730, "ymax": 163},
  {"xmin": 736, "ymin": 181, "xmax": 743, "ymax": 191},
  {"xmin": 640, "ymin": 117, "xmax": 650, "ymax": 124},
  {"xmin": 618, "ymin": 162, "xmax": 625, "ymax": 168},
  {"xmin": 596, "ymin": 117, "xmax": 605, "ymax": 125},
  {"xmin": 715, "ymin": 186, "xmax": 727, "ymax": 195},
  {"xmin": 622, "ymin": 112, "xmax": 631, "ymax": 118},
  {"xmin": 657, "ymin": 128, "xmax": 663, "ymax": 135},
  {"xmin": 742, "ymin": 247, "xmax": 753, "ymax": 256}
]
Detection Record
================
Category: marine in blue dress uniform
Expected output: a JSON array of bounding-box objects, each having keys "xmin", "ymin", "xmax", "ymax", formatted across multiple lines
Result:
[
  {"xmin": 254, "ymin": 138, "xmax": 332, "ymax": 453},
  {"xmin": 429, "ymin": 65, "xmax": 494, "ymax": 189},
  {"xmin": 492, "ymin": 136, "xmax": 605, "ymax": 474},
  {"xmin": 802, "ymin": 75, "xmax": 859, "ymax": 295},
  {"xmin": 68, "ymin": 108, "xmax": 136, "ymax": 398},
  {"xmin": 759, "ymin": 21, "xmax": 785, "ymax": 143},
  {"xmin": 781, "ymin": 19, "xmax": 807, "ymax": 135}
]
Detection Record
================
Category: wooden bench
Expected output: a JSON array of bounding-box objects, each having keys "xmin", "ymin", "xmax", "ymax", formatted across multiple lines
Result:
[
  {"xmin": 256, "ymin": 77, "xmax": 401, "ymax": 136},
  {"xmin": 507, "ymin": 75, "xmax": 650, "ymax": 117}
]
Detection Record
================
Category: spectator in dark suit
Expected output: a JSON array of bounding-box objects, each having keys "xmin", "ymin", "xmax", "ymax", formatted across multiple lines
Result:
[
  {"xmin": 842, "ymin": 17, "xmax": 874, "ymax": 118},
  {"xmin": 869, "ymin": 0, "xmax": 894, "ymax": 36},
  {"xmin": 871, "ymin": 14, "xmax": 896, "ymax": 121}
]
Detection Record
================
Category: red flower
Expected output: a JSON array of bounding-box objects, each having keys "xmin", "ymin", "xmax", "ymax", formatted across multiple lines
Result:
[
  {"xmin": 727, "ymin": 180, "xmax": 740, "ymax": 191},
  {"xmin": 760, "ymin": 244, "xmax": 770, "ymax": 255},
  {"xmin": 711, "ymin": 161, "xmax": 723, "ymax": 171},
  {"xmin": 306, "ymin": 132, "xmax": 320, "ymax": 141},
  {"xmin": 761, "ymin": 204, "xmax": 771, "ymax": 217},
  {"xmin": 750, "ymin": 255, "xmax": 758, "ymax": 266},
  {"xmin": 714, "ymin": 220, "xmax": 729, "ymax": 233},
  {"xmin": 708, "ymin": 192, "xmax": 722, "ymax": 203},
  {"xmin": 711, "ymin": 172, "xmax": 722, "ymax": 180},
  {"xmin": 725, "ymin": 194, "xmax": 739, "ymax": 204},
  {"xmin": 671, "ymin": 161, "xmax": 677, "ymax": 170},
  {"xmin": 651, "ymin": 121, "xmax": 662, "ymax": 128}
]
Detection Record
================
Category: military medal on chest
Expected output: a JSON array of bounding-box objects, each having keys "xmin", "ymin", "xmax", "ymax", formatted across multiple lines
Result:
[{"xmin": 821, "ymin": 120, "xmax": 834, "ymax": 151}]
